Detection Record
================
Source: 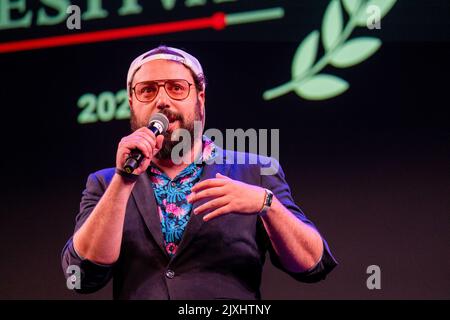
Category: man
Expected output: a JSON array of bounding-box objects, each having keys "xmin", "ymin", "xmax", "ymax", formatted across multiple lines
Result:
[{"xmin": 61, "ymin": 45, "xmax": 337, "ymax": 299}]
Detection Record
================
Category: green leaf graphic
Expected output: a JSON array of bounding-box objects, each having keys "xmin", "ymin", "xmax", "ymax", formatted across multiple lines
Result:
[
  {"xmin": 356, "ymin": 0, "xmax": 397, "ymax": 26},
  {"xmin": 322, "ymin": 0, "xmax": 343, "ymax": 51},
  {"xmin": 342, "ymin": 0, "xmax": 361, "ymax": 15},
  {"xmin": 291, "ymin": 30, "xmax": 320, "ymax": 80},
  {"xmin": 262, "ymin": 0, "xmax": 397, "ymax": 102},
  {"xmin": 295, "ymin": 74, "xmax": 349, "ymax": 100},
  {"xmin": 331, "ymin": 37, "xmax": 381, "ymax": 68}
]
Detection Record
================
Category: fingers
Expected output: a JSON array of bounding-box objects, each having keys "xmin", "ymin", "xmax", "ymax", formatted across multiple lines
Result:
[
  {"xmin": 116, "ymin": 127, "xmax": 160, "ymax": 172},
  {"xmin": 140, "ymin": 156, "xmax": 151, "ymax": 172},
  {"xmin": 203, "ymin": 205, "xmax": 231, "ymax": 222},
  {"xmin": 190, "ymin": 178, "xmax": 228, "ymax": 193},
  {"xmin": 216, "ymin": 173, "xmax": 232, "ymax": 180},
  {"xmin": 135, "ymin": 126, "xmax": 156, "ymax": 136},
  {"xmin": 193, "ymin": 196, "xmax": 230, "ymax": 215},
  {"xmin": 133, "ymin": 129, "xmax": 157, "ymax": 147},
  {"xmin": 123, "ymin": 137, "xmax": 152, "ymax": 158},
  {"xmin": 187, "ymin": 187, "xmax": 226, "ymax": 203},
  {"xmin": 190, "ymin": 174, "xmax": 232, "ymax": 193},
  {"xmin": 154, "ymin": 135, "xmax": 165, "ymax": 155}
]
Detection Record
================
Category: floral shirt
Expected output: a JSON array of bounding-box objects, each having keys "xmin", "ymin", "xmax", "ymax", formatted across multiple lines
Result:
[{"xmin": 148, "ymin": 135, "xmax": 217, "ymax": 257}]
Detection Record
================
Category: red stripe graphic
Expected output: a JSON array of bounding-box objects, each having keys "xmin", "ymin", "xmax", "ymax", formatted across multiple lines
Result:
[{"xmin": 0, "ymin": 12, "xmax": 226, "ymax": 54}]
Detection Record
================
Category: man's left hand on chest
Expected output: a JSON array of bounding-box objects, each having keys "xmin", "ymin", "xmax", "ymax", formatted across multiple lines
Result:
[{"xmin": 187, "ymin": 173, "xmax": 266, "ymax": 221}]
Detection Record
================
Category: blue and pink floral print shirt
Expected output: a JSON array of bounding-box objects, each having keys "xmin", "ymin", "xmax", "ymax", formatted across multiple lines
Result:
[{"xmin": 148, "ymin": 136, "xmax": 217, "ymax": 257}]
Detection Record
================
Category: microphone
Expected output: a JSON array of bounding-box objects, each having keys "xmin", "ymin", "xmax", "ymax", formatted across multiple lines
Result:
[{"xmin": 123, "ymin": 113, "xmax": 169, "ymax": 173}]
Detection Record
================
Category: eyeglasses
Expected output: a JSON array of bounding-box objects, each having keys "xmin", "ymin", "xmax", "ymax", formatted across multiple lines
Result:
[{"xmin": 132, "ymin": 79, "xmax": 193, "ymax": 102}]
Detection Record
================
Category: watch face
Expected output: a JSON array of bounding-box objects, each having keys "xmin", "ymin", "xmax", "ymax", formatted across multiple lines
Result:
[{"xmin": 266, "ymin": 190, "xmax": 273, "ymax": 207}]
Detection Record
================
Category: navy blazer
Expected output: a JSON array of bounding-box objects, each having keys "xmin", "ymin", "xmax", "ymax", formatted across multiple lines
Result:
[{"xmin": 61, "ymin": 149, "xmax": 337, "ymax": 299}]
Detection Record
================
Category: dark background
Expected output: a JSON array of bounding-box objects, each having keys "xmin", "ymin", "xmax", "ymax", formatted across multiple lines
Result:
[{"xmin": 0, "ymin": 0, "xmax": 449, "ymax": 299}]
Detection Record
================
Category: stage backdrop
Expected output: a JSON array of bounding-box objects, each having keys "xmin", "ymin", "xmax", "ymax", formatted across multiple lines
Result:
[{"xmin": 0, "ymin": 0, "xmax": 449, "ymax": 299}]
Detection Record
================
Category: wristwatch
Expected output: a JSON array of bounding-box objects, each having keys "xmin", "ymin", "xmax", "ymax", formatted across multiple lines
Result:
[{"xmin": 259, "ymin": 189, "xmax": 274, "ymax": 216}]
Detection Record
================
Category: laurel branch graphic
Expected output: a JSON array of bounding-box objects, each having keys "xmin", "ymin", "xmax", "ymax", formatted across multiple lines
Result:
[{"xmin": 263, "ymin": 0, "xmax": 397, "ymax": 101}]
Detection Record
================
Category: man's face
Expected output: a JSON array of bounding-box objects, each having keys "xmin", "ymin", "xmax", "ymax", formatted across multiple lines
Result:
[{"xmin": 129, "ymin": 59, "xmax": 205, "ymax": 160}]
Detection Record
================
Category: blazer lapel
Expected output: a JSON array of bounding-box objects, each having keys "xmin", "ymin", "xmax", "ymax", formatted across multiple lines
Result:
[
  {"xmin": 131, "ymin": 147, "xmax": 231, "ymax": 260},
  {"xmin": 131, "ymin": 172, "xmax": 168, "ymax": 257},
  {"xmin": 174, "ymin": 148, "xmax": 230, "ymax": 258}
]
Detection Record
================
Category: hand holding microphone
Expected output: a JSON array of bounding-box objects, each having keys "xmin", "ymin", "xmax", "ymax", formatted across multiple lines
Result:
[{"xmin": 116, "ymin": 113, "xmax": 169, "ymax": 176}]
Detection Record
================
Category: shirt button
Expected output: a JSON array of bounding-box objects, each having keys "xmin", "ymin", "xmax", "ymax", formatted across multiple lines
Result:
[
  {"xmin": 165, "ymin": 269, "xmax": 175, "ymax": 279},
  {"xmin": 171, "ymin": 182, "xmax": 176, "ymax": 187}
]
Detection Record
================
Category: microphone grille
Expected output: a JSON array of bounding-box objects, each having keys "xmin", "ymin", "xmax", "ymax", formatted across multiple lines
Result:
[{"xmin": 149, "ymin": 113, "xmax": 169, "ymax": 134}]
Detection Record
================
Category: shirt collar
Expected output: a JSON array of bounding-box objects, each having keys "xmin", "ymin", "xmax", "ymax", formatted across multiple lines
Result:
[
  {"xmin": 199, "ymin": 135, "xmax": 217, "ymax": 163},
  {"xmin": 149, "ymin": 135, "xmax": 217, "ymax": 176}
]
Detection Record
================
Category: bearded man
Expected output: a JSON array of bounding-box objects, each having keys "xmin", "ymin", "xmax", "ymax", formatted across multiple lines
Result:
[{"xmin": 61, "ymin": 46, "xmax": 337, "ymax": 300}]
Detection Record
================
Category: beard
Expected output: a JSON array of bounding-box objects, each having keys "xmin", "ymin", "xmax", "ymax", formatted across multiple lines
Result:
[{"xmin": 130, "ymin": 99, "xmax": 203, "ymax": 161}]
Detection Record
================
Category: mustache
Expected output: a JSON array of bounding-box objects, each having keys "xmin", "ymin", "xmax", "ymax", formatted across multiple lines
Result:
[{"xmin": 158, "ymin": 109, "xmax": 183, "ymax": 123}]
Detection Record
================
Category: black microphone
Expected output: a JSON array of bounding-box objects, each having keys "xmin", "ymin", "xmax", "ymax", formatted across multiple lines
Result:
[{"xmin": 123, "ymin": 113, "xmax": 169, "ymax": 173}]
